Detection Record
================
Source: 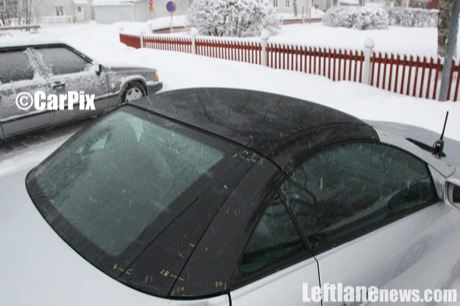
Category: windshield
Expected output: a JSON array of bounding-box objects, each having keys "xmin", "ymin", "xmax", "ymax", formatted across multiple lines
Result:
[{"xmin": 26, "ymin": 106, "xmax": 241, "ymax": 270}]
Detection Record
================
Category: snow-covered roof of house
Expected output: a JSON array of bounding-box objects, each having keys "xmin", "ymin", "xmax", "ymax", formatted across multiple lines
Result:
[
  {"xmin": 339, "ymin": 0, "xmax": 359, "ymax": 5},
  {"xmin": 73, "ymin": 0, "xmax": 89, "ymax": 5},
  {"xmin": 92, "ymin": 0, "xmax": 144, "ymax": 7}
]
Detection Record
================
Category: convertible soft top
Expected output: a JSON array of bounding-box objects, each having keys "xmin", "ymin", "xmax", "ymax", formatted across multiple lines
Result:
[{"xmin": 137, "ymin": 88, "xmax": 380, "ymax": 170}]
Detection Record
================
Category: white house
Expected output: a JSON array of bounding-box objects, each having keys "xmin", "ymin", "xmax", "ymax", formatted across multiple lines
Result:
[
  {"xmin": 272, "ymin": 0, "xmax": 329, "ymax": 14},
  {"xmin": 92, "ymin": 0, "xmax": 189, "ymax": 24},
  {"xmin": 35, "ymin": 0, "xmax": 93, "ymax": 25},
  {"xmin": 336, "ymin": 0, "xmax": 413, "ymax": 7}
]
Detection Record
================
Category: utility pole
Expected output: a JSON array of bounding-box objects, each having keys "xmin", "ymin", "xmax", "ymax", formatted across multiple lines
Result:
[
  {"xmin": 439, "ymin": 0, "xmax": 460, "ymax": 101},
  {"xmin": 438, "ymin": 0, "xmax": 453, "ymax": 58}
]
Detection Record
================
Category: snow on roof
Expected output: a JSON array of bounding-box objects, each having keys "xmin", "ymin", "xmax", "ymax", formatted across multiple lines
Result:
[
  {"xmin": 0, "ymin": 38, "xmax": 67, "ymax": 49},
  {"xmin": 73, "ymin": 0, "xmax": 89, "ymax": 5},
  {"xmin": 339, "ymin": 0, "xmax": 359, "ymax": 5},
  {"xmin": 92, "ymin": 0, "xmax": 143, "ymax": 6}
]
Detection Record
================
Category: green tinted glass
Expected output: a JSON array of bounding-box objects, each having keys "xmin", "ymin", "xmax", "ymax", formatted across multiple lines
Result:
[{"xmin": 35, "ymin": 110, "xmax": 225, "ymax": 256}]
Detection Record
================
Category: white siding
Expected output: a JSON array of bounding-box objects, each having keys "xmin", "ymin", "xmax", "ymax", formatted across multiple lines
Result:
[
  {"xmin": 93, "ymin": 4, "xmax": 135, "ymax": 23},
  {"xmin": 35, "ymin": 0, "xmax": 92, "ymax": 23},
  {"xmin": 133, "ymin": 1, "xmax": 151, "ymax": 21},
  {"xmin": 275, "ymin": 0, "xmax": 328, "ymax": 14},
  {"xmin": 92, "ymin": 0, "xmax": 190, "ymax": 23}
]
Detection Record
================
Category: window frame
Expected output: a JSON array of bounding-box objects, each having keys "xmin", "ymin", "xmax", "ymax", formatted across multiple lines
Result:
[
  {"xmin": 278, "ymin": 140, "xmax": 440, "ymax": 256},
  {"xmin": 285, "ymin": 0, "xmax": 290, "ymax": 8},
  {"xmin": 231, "ymin": 188, "xmax": 315, "ymax": 290},
  {"xmin": 55, "ymin": 6, "xmax": 64, "ymax": 16},
  {"xmin": 31, "ymin": 45, "xmax": 93, "ymax": 77}
]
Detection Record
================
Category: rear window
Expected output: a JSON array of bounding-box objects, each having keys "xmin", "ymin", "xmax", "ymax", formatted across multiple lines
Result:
[
  {"xmin": 0, "ymin": 50, "xmax": 34, "ymax": 84},
  {"xmin": 26, "ymin": 106, "xmax": 241, "ymax": 268}
]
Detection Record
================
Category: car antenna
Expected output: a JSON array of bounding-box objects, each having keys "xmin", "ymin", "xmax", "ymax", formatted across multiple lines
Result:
[{"xmin": 432, "ymin": 111, "xmax": 449, "ymax": 159}]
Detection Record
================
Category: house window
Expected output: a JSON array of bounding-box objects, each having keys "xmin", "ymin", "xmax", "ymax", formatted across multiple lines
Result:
[
  {"xmin": 273, "ymin": 0, "xmax": 279, "ymax": 7},
  {"xmin": 285, "ymin": 0, "xmax": 290, "ymax": 7},
  {"xmin": 55, "ymin": 6, "xmax": 64, "ymax": 16},
  {"xmin": 77, "ymin": 6, "xmax": 82, "ymax": 12}
]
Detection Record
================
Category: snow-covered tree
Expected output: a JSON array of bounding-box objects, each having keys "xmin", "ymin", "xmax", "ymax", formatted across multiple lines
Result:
[
  {"xmin": 0, "ymin": 0, "xmax": 33, "ymax": 25},
  {"xmin": 323, "ymin": 7, "xmax": 389, "ymax": 30},
  {"xmin": 19, "ymin": 0, "xmax": 33, "ymax": 24},
  {"xmin": 388, "ymin": 8, "xmax": 437, "ymax": 27},
  {"xmin": 187, "ymin": 0, "xmax": 280, "ymax": 37},
  {"xmin": 1, "ymin": 0, "xmax": 18, "ymax": 25},
  {"xmin": 324, "ymin": 6, "xmax": 438, "ymax": 30}
]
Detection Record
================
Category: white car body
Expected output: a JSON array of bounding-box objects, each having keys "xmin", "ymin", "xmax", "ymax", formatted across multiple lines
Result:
[{"xmin": 1, "ymin": 88, "xmax": 460, "ymax": 306}]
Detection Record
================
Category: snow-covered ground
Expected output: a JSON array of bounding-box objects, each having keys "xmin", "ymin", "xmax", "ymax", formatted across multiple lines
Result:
[
  {"xmin": 273, "ymin": 24, "xmax": 449, "ymax": 57},
  {"xmin": 144, "ymin": 14, "xmax": 456, "ymax": 58},
  {"xmin": 0, "ymin": 22, "xmax": 459, "ymax": 171},
  {"xmin": 147, "ymin": 15, "xmax": 189, "ymax": 30}
]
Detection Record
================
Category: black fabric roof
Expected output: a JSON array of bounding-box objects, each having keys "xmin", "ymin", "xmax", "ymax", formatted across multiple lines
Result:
[{"xmin": 137, "ymin": 87, "xmax": 375, "ymax": 157}]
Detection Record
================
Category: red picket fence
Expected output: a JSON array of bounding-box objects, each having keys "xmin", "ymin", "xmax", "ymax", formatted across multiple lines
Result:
[
  {"xmin": 196, "ymin": 38, "xmax": 262, "ymax": 64},
  {"xmin": 152, "ymin": 26, "xmax": 189, "ymax": 34},
  {"xmin": 267, "ymin": 44, "xmax": 364, "ymax": 83},
  {"xmin": 119, "ymin": 33, "xmax": 459, "ymax": 101},
  {"xmin": 120, "ymin": 33, "xmax": 141, "ymax": 49},
  {"xmin": 143, "ymin": 35, "xmax": 193, "ymax": 53},
  {"xmin": 371, "ymin": 54, "xmax": 460, "ymax": 101}
]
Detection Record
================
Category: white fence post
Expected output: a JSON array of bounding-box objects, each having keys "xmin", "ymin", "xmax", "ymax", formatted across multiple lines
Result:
[
  {"xmin": 191, "ymin": 27, "xmax": 198, "ymax": 55},
  {"xmin": 140, "ymin": 30, "xmax": 145, "ymax": 48},
  {"xmin": 260, "ymin": 29, "xmax": 270, "ymax": 67},
  {"xmin": 147, "ymin": 21, "xmax": 153, "ymax": 34},
  {"xmin": 363, "ymin": 38, "xmax": 375, "ymax": 85}
]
